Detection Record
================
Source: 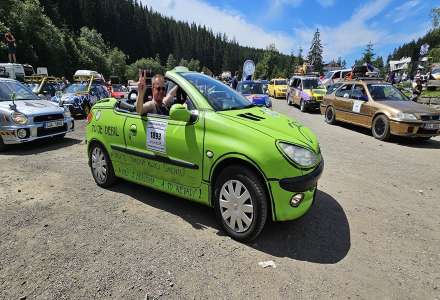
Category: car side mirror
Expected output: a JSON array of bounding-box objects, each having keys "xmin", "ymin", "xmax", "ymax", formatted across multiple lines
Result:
[{"xmin": 170, "ymin": 104, "xmax": 191, "ymax": 122}]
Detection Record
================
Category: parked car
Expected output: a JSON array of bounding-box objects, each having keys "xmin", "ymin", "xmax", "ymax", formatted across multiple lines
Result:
[
  {"xmin": 0, "ymin": 78, "xmax": 74, "ymax": 151},
  {"xmin": 321, "ymin": 78, "xmax": 440, "ymax": 141},
  {"xmin": 236, "ymin": 80, "xmax": 272, "ymax": 108},
  {"xmin": 287, "ymin": 76, "xmax": 327, "ymax": 112},
  {"xmin": 25, "ymin": 75, "xmax": 61, "ymax": 100},
  {"xmin": 110, "ymin": 84, "xmax": 129, "ymax": 99},
  {"xmin": 86, "ymin": 67, "xmax": 323, "ymax": 242},
  {"xmin": 321, "ymin": 69, "xmax": 352, "ymax": 87},
  {"xmin": 0, "ymin": 63, "xmax": 25, "ymax": 82},
  {"xmin": 267, "ymin": 78, "xmax": 288, "ymax": 98},
  {"xmin": 51, "ymin": 70, "xmax": 109, "ymax": 116}
]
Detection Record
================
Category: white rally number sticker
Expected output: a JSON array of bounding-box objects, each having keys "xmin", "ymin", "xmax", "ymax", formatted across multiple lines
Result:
[
  {"xmin": 147, "ymin": 120, "xmax": 167, "ymax": 153},
  {"xmin": 352, "ymin": 100, "xmax": 363, "ymax": 113}
]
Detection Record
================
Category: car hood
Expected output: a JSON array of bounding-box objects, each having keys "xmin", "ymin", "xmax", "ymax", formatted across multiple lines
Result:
[
  {"xmin": 304, "ymin": 89, "xmax": 326, "ymax": 96},
  {"xmin": 0, "ymin": 100, "xmax": 63, "ymax": 115},
  {"xmin": 218, "ymin": 107, "xmax": 319, "ymax": 152},
  {"xmin": 379, "ymin": 100, "xmax": 440, "ymax": 114}
]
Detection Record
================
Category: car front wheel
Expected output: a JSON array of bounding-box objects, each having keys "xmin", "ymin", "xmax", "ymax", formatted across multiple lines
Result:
[
  {"xmin": 214, "ymin": 166, "xmax": 268, "ymax": 242},
  {"xmin": 372, "ymin": 115, "xmax": 391, "ymax": 141},
  {"xmin": 300, "ymin": 99, "xmax": 307, "ymax": 112},
  {"xmin": 89, "ymin": 143, "xmax": 117, "ymax": 187}
]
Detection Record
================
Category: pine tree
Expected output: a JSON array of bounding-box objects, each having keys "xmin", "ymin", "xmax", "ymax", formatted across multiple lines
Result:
[
  {"xmin": 362, "ymin": 42, "xmax": 375, "ymax": 64},
  {"xmin": 307, "ymin": 29, "xmax": 324, "ymax": 72},
  {"xmin": 166, "ymin": 54, "xmax": 177, "ymax": 70}
]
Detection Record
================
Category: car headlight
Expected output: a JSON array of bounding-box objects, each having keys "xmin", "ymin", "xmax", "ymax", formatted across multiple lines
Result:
[
  {"xmin": 278, "ymin": 142, "xmax": 318, "ymax": 168},
  {"xmin": 396, "ymin": 112, "xmax": 417, "ymax": 121},
  {"xmin": 12, "ymin": 112, "xmax": 28, "ymax": 125}
]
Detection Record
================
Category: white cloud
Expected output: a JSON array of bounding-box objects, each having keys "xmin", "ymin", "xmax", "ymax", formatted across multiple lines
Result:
[
  {"xmin": 142, "ymin": 0, "xmax": 295, "ymax": 53},
  {"xmin": 386, "ymin": 0, "xmax": 423, "ymax": 23},
  {"xmin": 292, "ymin": 0, "xmax": 427, "ymax": 62}
]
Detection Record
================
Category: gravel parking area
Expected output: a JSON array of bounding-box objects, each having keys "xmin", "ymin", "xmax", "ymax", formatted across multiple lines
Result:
[{"xmin": 1, "ymin": 99, "xmax": 439, "ymax": 299}]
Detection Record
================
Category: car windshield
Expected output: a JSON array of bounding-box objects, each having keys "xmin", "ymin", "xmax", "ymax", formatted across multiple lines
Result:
[
  {"xmin": 27, "ymin": 83, "xmax": 40, "ymax": 93},
  {"xmin": 0, "ymin": 81, "xmax": 40, "ymax": 101},
  {"xmin": 303, "ymin": 79, "xmax": 325, "ymax": 89},
  {"xmin": 324, "ymin": 72, "xmax": 333, "ymax": 79},
  {"xmin": 367, "ymin": 84, "xmax": 409, "ymax": 101},
  {"xmin": 112, "ymin": 84, "xmax": 127, "ymax": 92},
  {"xmin": 237, "ymin": 82, "xmax": 264, "ymax": 94},
  {"xmin": 181, "ymin": 72, "xmax": 252, "ymax": 111},
  {"xmin": 64, "ymin": 83, "xmax": 88, "ymax": 93},
  {"xmin": 275, "ymin": 80, "xmax": 287, "ymax": 85}
]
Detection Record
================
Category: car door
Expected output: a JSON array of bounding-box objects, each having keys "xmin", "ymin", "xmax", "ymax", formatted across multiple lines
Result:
[
  {"xmin": 349, "ymin": 84, "xmax": 373, "ymax": 127},
  {"xmin": 333, "ymin": 84, "xmax": 353, "ymax": 122},
  {"xmin": 292, "ymin": 79, "xmax": 301, "ymax": 105},
  {"xmin": 121, "ymin": 95, "xmax": 205, "ymax": 202}
]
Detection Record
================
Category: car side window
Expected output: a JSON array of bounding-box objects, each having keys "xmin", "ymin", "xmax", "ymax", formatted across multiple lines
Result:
[
  {"xmin": 335, "ymin": 84, "xmax": 352, "ymax": 98},
  {"xmin": 333, "ymin": 71, "xmax": 341, "ymax": 79},
  {"xmin": 350, "ymin": 85, "xmax": 368, "ymax": 101}
]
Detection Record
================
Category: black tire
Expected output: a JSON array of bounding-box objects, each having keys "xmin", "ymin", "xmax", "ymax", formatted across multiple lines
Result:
[
  {"xmin": 372, "ymin": 115, "xmax": 391, "ymax": 141},
  {"xmin": 89, "ymin": 143, "xmax": 117, "ymax": 188},
  {"xmin": 287, "ymin": 94, "xmax": 292, "ymax": 105},
  {"xmin": 214, "ymin": 165, "xmax": 268, "ymax": 242},
  {"xmin": 325, "ymin": 106, "xmax": 336, "ymax": 124},
  {"xmin": 300, "ymin": 99, "xmax": 307, "ymax": 112}
]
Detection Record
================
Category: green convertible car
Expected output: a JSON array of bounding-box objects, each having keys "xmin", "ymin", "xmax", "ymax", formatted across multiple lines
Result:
[{"xmin": 86, "ymin": 67, "xmax": 324, "ymax": 241}]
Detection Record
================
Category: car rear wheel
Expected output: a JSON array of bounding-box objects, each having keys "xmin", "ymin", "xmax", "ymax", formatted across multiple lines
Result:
[
  {"xmin": 300, "ymin": 99, "xmax": 307, "ymax": 112},
  {"xmin": 325, "ymin": 106, "xmax": 336, "ymax": 124},
  {"xmin": 90, "ymin": 143, "xmax": 117, "ymax": 187},
  {"xmin": 214, "ymin": 166, "xmax": 268, "ymax": 242},
  {"xmin": 372, "ymin": 115, "xmax": 391, "ymax": 141}
]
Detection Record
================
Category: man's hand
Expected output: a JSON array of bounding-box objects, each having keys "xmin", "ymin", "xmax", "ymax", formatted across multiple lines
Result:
[{"xmin": 138, "ymin": 69, "xmax": 147, "ymax": 97}]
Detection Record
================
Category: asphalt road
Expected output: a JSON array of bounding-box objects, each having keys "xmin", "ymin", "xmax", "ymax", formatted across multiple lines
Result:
[{"xmin": 0, "ymin": 99, "xmax": 439, "ymax": 299}]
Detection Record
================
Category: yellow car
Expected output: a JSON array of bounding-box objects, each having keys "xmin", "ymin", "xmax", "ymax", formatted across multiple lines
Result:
[
  {"xmin": 287, "ymin": 76, "xmax": 327, "ymax": 112},
  {"xmin": 268, "ymin": 78, "xmax": 288, "ymax": 98}
]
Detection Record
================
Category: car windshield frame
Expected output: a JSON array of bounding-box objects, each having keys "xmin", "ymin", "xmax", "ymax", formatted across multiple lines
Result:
[
  {"xmin": 0, "ymin": 80, "xmax": 40, "ymax": 101},
  {"xmin": 181, "ymin": 72, "xmax": 252, "ymax": 111},
  {"xmin": 237, "ymin": 82, "xmax": 265, "ymax": 95},
  {"xmin": 64, "ymin": 83, "xmax": 89, "ymax": 94},
  {"xmin": 367, "ymin": 83, "xmax": 410, "ymax": 102}
]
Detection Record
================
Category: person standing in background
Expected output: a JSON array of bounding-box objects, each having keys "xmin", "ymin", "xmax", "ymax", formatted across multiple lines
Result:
[
  {"xmin": 4, "ymin": 31, "xmax": 16, "ymax": 63},
  {"xmin": 231, "ymin": 71, "xmax": 239, "ymax": 90}
]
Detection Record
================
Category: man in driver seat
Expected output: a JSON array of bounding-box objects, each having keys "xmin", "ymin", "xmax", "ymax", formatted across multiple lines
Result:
[{"xmin": 136, "ymin": 70, "xmax": 178, "ymax": 115}]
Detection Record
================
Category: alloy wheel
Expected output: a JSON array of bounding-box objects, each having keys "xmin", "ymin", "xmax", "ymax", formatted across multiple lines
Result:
[{"xmin": 91, "ymin": 147, "xmax": 108, "ymax": 184}]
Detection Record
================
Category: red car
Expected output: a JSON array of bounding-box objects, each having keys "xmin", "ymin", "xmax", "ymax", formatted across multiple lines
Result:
[{"xmin": 110, "ymin": 84, "xmax": 128, "ymax": 99}]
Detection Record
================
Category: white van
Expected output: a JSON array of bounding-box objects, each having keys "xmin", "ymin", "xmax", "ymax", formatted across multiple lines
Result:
[
  {"xmin": 0, "ymin": 63, "xmax": 26, "ymax": 82},
  {"xmin": 321, "ymin": 68, "xmax": 352, "ymax": 86}
]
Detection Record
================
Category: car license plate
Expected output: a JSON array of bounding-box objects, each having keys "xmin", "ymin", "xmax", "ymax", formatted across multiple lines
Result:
[
  {"xmin": 45, "ymin": 120, "xmax": 64, "ymax": 129},
  {"xmin": 423, "ymin": 123, "xmax": 440, "ymax": 130}
]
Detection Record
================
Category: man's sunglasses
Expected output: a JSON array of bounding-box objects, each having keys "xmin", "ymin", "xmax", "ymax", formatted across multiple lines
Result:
[{"xmin": 154, "ymin": 87, "xmax": 166, "ymax": 92}]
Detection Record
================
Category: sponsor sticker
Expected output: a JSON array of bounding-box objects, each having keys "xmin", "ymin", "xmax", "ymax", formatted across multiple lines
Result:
[
  {"xmin": 353, "ymin": 100, "xmax": 363, "ymax": 113},
  {"xmin": 146, "ymin": 120, "xmax": 167, "ymax": 153}
]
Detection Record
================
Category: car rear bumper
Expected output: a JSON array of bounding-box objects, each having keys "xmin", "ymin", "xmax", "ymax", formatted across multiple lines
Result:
[
  {"xmin": 390, "ymin": 120, "xmax": 440, "ymax": 137},
  {"xmin": 0, "ymin": 118, "xmax": 74, "ymax": 144}
]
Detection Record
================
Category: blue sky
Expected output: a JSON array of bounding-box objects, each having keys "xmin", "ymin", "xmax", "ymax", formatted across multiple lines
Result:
[{"xmin": 144, "ymin": 0, "xmax": 438, "ymax": 66}]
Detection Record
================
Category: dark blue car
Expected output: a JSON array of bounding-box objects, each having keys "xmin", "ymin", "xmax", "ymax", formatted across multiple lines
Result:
[{"xmin": 236, "ymin": 80, "xmax": 272, "ymax": 108}]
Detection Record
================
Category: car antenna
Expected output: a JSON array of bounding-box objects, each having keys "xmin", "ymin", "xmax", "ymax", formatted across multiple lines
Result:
[{"xmin": 9, "ymin": 92, "xmax": 17, "ymax": 111}]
